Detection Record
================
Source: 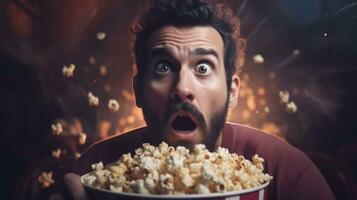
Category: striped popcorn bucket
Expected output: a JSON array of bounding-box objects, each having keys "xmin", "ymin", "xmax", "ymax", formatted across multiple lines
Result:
[{"xmin": 83, "ymin": 179, "xmax": 269, "ymax": 200}]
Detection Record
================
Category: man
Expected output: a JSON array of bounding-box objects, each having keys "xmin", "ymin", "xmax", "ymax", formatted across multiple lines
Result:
[{"xmin": 64, "ymin": 0, "xmax": 335, "ymax": 199}]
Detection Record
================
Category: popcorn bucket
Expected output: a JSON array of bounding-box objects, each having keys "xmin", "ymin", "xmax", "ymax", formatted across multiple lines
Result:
[
  {"xmin": 218, "ymin": 184, "xmax": 267, "ymax": 200},
  {"xmin": 82, "ymin": 177, "xmax": 269, "ymax": 200}
]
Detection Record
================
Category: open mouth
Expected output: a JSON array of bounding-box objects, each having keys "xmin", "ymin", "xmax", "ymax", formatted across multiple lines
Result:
[{"xmin": 171, "ymin": 114, "xmax": 197, "ymax": 132}]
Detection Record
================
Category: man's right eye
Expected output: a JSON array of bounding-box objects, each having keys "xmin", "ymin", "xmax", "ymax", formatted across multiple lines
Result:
[{"xmin": 154, "ymin": 62, "xmax": 172, "ymax": 74}]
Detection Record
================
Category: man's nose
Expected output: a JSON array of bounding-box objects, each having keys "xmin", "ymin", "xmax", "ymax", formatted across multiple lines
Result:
[{"xmin": 171, "ymin": 68, "xmax": 195, "ymax": 103}]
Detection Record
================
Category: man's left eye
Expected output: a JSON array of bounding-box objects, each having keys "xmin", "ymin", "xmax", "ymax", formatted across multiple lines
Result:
[{"xmin": 195, "ymin": 63, "xmax": 212, "ymax": 75}]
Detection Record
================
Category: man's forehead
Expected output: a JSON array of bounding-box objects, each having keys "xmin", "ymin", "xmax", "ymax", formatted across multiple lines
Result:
[
  {"xmin": 147, "ymin": 26, "xmax": 224, "ymax": 58},
  {"xmin": 149, "ymin": 46, "xmax": 220, "ymax": 62}
]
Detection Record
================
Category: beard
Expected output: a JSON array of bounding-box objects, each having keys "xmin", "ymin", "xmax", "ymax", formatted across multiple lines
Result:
[{"xmin": 141, "ymin": 97, "xmax": 229, "ymax": 152}]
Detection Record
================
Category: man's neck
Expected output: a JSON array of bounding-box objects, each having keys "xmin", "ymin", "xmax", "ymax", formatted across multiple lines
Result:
[{"xmin": 142, "ymin": 127, "xmax": 162, "ymax": 146}]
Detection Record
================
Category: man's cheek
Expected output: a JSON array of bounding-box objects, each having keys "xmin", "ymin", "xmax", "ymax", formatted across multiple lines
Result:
[
  {"xmin": 196, "ymin": 131, "xmax": 205, "ymax": 143},
  {"xmin": 143, "ymin": 90, "xmax": 161, "ymax": 110}
]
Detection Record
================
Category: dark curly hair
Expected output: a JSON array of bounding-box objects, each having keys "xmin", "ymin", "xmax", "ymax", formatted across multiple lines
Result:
[{"xmin": 131, "ymin": 0, "xmax": 245, "ymax": 88}]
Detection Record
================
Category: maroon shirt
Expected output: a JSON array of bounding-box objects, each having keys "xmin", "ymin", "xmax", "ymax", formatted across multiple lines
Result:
[{"xmin": 74, "ymin": 122, "xmax": 335, "ymax": 200}]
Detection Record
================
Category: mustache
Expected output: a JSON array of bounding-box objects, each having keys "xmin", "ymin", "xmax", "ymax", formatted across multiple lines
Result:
[{"xmin": 163, "ymin": 102, "xmax": 206, "ymax": 129}]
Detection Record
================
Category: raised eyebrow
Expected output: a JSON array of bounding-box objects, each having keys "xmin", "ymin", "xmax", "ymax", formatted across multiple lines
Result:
[
  {"xmin": 192, "ymin": 48, "xmax": 219, "ymax": 60},
  {"xmin": 149, "ymin": 47, "xmax": 175, "ymax": 60}
]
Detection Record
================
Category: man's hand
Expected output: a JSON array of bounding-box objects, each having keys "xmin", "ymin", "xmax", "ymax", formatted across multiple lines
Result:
[
  {"xmin": 63, "ymin": 173, "xmax": 89, "ymax": 200},
  {"xmin": 50, "ymin": 173, "xmax": 89, "ymax": 200}
]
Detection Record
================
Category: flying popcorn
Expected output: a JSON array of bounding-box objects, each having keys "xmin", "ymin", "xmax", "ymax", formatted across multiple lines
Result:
[
  {"xmin": 75, "ymin": 152, "xmax": 81, "ymax": 159},
  {"xmin": 52, "ymin": 148, "xmax": 61, "ymax": 159},
  {"xmin": 51, "ymin": 123, "xmax": 63, "ymax": 135},
  {"xmin": 38, "ymin": 171, "xmax": 54, "ymax": 188},
  {"xmin": 246, "ymin": 96, "xmax": 256, "ymax": 111},
  {"xmin": 279, "ymin": 91, "xmax": 290, "ymax": 104},
  {"xmin": 292, "ymin": 49, "xmax": 300, "ymax": 56},
  {"xmin": 88, "ymin": 92, "xmax": 99, "ymax": 106},
  {"xmin": 79, "ymin": 132, "xmax": 87, "ymax": 145},
  {"xmin": 257, "ymin": 87, "xmax": 266, "ymax": 96},
  {"xmin": 108, "ymin": 99, "xmax": 120, "ymax": 113},
  {"xmin": 99, "ymin": 65, "xmax": 108, "ymax": 76},
  {"xmin": 285, "ymin": 101, "xmax": 298, "ymax": 113},
  {"xmin": 89, "ymin": 56, "xmax": 96, "ymax": 65},
  {"xmin": 253, "ymin": 54, "xmax": 264, "ymax": 64},
  {"xmin": 62, "ymin": 63, "xmax": 75, "ymax": 77},
  {"xmin": 264, "ymin": 106, "xmax": 270, "ymax": 113},
  {"xmin": 97, "ymin": 32, "xmax": 106, "ymax": 40}
]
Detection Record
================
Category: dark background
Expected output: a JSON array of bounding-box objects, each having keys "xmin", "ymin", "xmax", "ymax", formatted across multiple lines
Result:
[{"xmin": 0, "ymin": 0, "xmax": 356, "ymax": 199}]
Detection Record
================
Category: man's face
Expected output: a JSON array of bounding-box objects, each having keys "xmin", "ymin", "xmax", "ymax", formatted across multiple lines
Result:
[{"xmin": 134, "ymin": 26, "xmax": 239, "ymax": 151}]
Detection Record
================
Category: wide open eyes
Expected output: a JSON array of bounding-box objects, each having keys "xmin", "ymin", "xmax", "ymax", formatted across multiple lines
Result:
[
  {"xmin": 154, "ymin": 62, "xmax": 172, "ymax": 75},
  {"xmin": 154, "ymin": 61, "xmax": 213, "ymax": 76},
  {"xmin": 194, "ymin": 62, "xmax": 212, "ymax": 76}
]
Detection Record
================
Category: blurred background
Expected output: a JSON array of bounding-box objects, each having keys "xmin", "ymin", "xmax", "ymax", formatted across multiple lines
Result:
[{"xmin": 0, "ymin": 0, "xmax": 356, "ymax": 199}]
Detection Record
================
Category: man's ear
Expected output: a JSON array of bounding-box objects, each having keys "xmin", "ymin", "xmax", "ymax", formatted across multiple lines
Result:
[
  {"xmin": 229, "ymin": 74, "xmax": 240, "ymax": 109},
  {"xmin": 133, "ymin": 75, "xmax": 142, "ymax": 108}
]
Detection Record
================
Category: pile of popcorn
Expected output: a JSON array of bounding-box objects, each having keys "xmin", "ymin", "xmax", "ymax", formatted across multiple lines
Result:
[{"xmin": 81, "ymin": 142, "xmax": 272, "ymax": 195}]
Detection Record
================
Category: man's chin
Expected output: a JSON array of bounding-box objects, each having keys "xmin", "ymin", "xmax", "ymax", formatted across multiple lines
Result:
[{"xmin": 164, "ymin": 128, "xmax": 203, "ymax": 150}]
